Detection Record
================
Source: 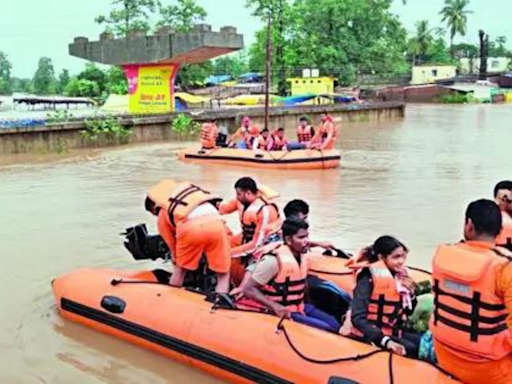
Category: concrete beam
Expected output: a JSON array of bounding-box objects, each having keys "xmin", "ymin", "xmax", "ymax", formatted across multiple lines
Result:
[{"xmin": 69, "ymin": 25, "xmax": 243, "ymax": 65}]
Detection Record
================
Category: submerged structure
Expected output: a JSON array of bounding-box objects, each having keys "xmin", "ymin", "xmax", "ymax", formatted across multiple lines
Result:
[{"xmin": 69, "ymin": 24, "xmax": 243, "ymax": 114}]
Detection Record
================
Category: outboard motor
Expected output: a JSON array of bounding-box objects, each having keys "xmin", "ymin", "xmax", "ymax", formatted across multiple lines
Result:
[{"xmin": 123, "ymin": 224, "xmax": 170, "ymax": 261}]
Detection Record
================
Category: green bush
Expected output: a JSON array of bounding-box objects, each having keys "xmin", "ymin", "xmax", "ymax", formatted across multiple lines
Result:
[
  {"xmin": 171, "ymin": 113, "xmax": 200, "ymax": 137},
  {"xmin": 46, "ymin": 110, "xmax": 75, "ymax": 124},
  {"xmin": 437, "ymin": 93, "xmax": 468, "ymax": 104},
  {"xmin": 81, "ymin": 114, "xmax": 131, "ymax": 143}
]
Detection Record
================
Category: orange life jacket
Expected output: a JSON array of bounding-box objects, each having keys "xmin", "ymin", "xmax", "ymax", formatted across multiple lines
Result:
[
  {"xmin": 297, "ymin": 125, "xmax": 313, "ymax": 143},
  {"xmin": 496, "ymin": 212, "xmax": 512, "ymax": 249},
  {"xmin": 269, "ymin": 134, "xmax": 287, "ymax": 151},
  {"xmin": 238, "ymin": 196, "xmax": 279, "ymax": 244},
  {"xmin": 350, "ymin": 258, "xmax": 406, "ymax": 337},
  {"xmin": 257, "ymin": 135, "xmax": 268, "ymax": 150},
  {"xmin": 147, "ymin": 180, "xmax": 222, "ymax": 228},
  {"xmin": 315, "ymin": 116, "xmax": 338, "ymax": 146},
  {"xmin": 200, "ymin": 123, "xmax": 217, "ymax": 149},
  {"xmin": 259, "ymin": 243, "xmax": 308, "ymax": 313},
  {"xmin": 431, "ymin": 243, "xmax": 512, "ymax": 361}
]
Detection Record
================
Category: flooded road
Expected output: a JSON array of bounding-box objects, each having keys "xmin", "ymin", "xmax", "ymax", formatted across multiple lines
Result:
[{"xmin": 1, "ymin": 104, "xmax": 511, "ymax": 383}]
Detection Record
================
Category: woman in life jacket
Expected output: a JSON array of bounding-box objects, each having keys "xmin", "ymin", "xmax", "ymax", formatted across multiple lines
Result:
[
  {"xmin": 245, "ymin": 125, "xmax": 261, "ymax": 150},
  {"xmin": 494, "ymin": 180, "xmax": 512, "ymax": 251},
  {"xmin": 343, "ymin": 236, "xmax": 421, "ymax": 357}
]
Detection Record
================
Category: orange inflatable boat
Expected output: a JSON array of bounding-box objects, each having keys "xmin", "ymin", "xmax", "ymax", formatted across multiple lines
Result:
[
  {"xmin": 178, "ymin": 145, "xmax": 341, "ymax": 170},
  {"xmin": 53, "ymin": 268, "xmax": 456, "ymax": 384}
]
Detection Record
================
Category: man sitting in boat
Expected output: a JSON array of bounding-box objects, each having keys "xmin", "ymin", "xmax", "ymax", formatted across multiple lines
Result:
[
  {"xmin": 494, "ymin": 180, "xmax": 512, "ymax": 251},
  {"xmin": 341, "ymin": 236, "xmax": 421, "ymax": 357},
  {"xmin": 251, "ymin": 128, "xmax": 271, "ymax": 151},
  {"xmin": 268, "ymin": 128, "xmax": 289, "ymax": 151},
  {"xmin": 145, "ymin": 180, "xmax": 231, "ymax": 293},
  {"xmin": 199, "ymin": 118, "xmax": 219, "ymax": 150},
  {"xmin": 219, "ymin": 177, "xmax": 280, "ymax": 285},
  {"xmin": 230, "ymin": 199, "xmax": 337, "ymax": 299},
  {"xmin": 228, "ymin": 116, "xmax": 252, "ymax": 148},
  {"xmin": 309, "ymin": 113, "xmax": 338, "ymax": 150},
  {"xmin": 296, "ymin": 116, "xmax": 315, "ymax": 148},
  {"xmin": 242, "ymin": 217, "xmax": 341, "ymax": 333},
  {"xmin": 431, "ymin": 199, "xmax": 512, "ymax": 384},
  {"xmin": 245, "ymin": 125, "xmax": 261, "ymax": 149}
]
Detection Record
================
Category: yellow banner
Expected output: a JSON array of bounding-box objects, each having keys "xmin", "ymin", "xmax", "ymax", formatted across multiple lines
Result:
[{"xmin": 123, "ymin": 64, "xmax": 179, "ymax": 114}]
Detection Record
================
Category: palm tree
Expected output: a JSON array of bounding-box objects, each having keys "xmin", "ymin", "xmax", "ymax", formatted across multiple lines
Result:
[
  {"xmin": 408, "ymin": 20, "xmax": 434, "ymax": 65},
  {"xmin": 440, "ymin": 0, "xmax": 473, "ymax": 48}
]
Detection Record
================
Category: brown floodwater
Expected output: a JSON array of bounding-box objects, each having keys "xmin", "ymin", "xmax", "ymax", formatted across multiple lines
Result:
[{"xmin": 1, "ymin": 104, "xmax": 511, "ymax": 383}]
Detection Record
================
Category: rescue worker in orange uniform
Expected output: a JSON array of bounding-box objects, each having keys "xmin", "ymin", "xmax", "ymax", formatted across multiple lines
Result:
[
  {"xmin": 199, "ymin": 118, "xmax": 219, "ymax": 150},
  {"xmin": 242, "ymin": 217, "xmax": 341, "ymax": 332},
  {"xmin": 297, "ymin": 116, "xmax": 315, "ymax": 145},
  {"xmin": 309, "ymin": 113, "xmax": 338, "ymax": 150},
  {"xmin": 268, "ymin": 128, "xmax": 289, "ymax": 151},
  {"xmin": 145, "ymin": 180, "xmax": 231, "ymax": 293},
  {"xmin": 494, "ymin": 180, "xmax": 512, "ymax": 251},
  {"xmin": 219, "ymin": 177, "xmax": 280, "ymax": 284},
  {"xmin": 342, "ymin": 236, "xmax": 420, "ymax": 357},
  {"xmin": 229, "ymin": 116, "xmax": 252, "ymax": 148},
  {"xmin": 431, "ymin": 199, "xmax": 512, "ymax": 384}
]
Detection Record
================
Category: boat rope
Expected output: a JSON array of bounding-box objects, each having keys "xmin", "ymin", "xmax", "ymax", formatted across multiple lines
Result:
[
  {"xmin": 276, "ymin": 319, "xmax": 387, "ymax": 364},
  {"xmin": 315, "ymin": 148, "xmax": 326, "ymax": 169},
  {"xmin": 388, "ymin": 352, "xmax": 394, "ymax": 384},
  {"xmin": 277, "ymin": 320, "xmax": 454, "ymax": 383},
  {"xmin": 264, "ymin": 149, "xmax": 291, "ymax": 162}
]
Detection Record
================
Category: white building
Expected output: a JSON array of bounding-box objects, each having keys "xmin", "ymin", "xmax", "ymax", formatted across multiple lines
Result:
[
  {"xmin": 411, "ymin": 65, "xmax": 457, "ymax": 85},
  {"xmin": 460, "ymin": 57, "xmax": 511, "ymax": 74}
]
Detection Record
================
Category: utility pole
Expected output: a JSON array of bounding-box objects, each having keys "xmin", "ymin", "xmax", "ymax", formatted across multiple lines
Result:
[{"xmin": 264, "ymin": 13, "xmax": 272, "ymax": 130}]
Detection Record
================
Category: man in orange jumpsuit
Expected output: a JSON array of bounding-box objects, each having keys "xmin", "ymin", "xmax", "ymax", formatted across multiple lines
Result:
[
  {"xmin": 309, "ymin": 113, "xmax": 338, "ymax": 150},
  {"xmin": 146, "ymin": 180, "xmax": 231, "ymax": 293},
  {"xmin": 494, "ymin": 180, "xmax": 512, "ymax": 251},
  {"xmin": 219, "ymin": 177, "xmax": 280, "ymax": 284},
  {"xmin": 431, "ymin": 199, "xmax": 512, "ymax": 384}
]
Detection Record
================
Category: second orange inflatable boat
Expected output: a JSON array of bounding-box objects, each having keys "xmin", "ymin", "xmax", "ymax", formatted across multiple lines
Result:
[
  {"xmin": 53, "ymin": 267, "xmax": 455, "ymax": 384},
  {"xmin": 178, "ymin": 145, "xmax": 341, "ymax": 170}
]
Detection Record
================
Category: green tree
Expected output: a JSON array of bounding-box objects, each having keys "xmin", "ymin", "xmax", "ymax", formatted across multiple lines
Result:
[
  {"xmin": 248, "ymin": 0, "xmax": 409, "ymax": 86},
  {"xmin": 96, "ymin": 0, "xmax": 159, "ymax": 37},
  {"xmin": 440, "ymin": 0, "xmax": 472, "ymax": 48},
  {"xmin": 57, "ymin": 69, "xmax": 71, "ymax": 94},
  {"xmin": 408, "ymin": 20, "xmax": 434, "ymax": 65},
  {"xmin": 176, "ymin": 61, "xmax": 213, "ymax": 90},
  {"xmin": 11, "ymin": 77, "xmax": 32, "ymax": 93},
  {"xmin": 0, "ymin": 52, "xmax": 12, "ymax": 95},
  {"xmin": 65, "ymin": 78, "xmax": 101, "ymax": 98},
  {"xmin": 77, "ymin": 63, "xmax": 107, "ymax": 94},
  {"xmin": 213, "ymin": 53, "xmax": 247, "ymax": 77},
  {"xmin": 157, "ymin": 0, "xmax": 207, "ymax": 31},
  {"xmin": 247, "ymin": 0, "xmax": 290, "ymax": 96},
  {"xmin": 489, "ymin": 36, "xmax": 511, "ymax": 57},
  {"xmin": 106, "ymin": 66, "xmax": 128, "ymax": 94},
  {"xmin": 32, "ymin": 57, "xmax": 56, "ymax": 95}
]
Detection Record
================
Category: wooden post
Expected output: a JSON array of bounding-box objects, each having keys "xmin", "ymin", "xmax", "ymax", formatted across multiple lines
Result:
[{"xmin": 264, "ymin": 14, "xmax": 272, "ymax": 130}]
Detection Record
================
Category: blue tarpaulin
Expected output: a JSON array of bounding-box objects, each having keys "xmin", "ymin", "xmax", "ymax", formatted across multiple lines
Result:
[
  {"xmin": 239, "ymin": 72, "xmax": 263, "ymax": 82},
  {"xmin": 205, "ymin": 75, "xmax": 232, "ymax": 85}
]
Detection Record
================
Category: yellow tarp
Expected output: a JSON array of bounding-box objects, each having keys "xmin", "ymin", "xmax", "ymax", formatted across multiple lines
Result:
[
  {"xmin": 224, "ymin": 94, "xmax": 278, "ymax": 106},
  {"xmin": 100, "ymin": 94, "xmax": 129, "ymax": 114},
  {"xmin": 175, "ymin": 92, "xmax": 210, "ymax": 104}
]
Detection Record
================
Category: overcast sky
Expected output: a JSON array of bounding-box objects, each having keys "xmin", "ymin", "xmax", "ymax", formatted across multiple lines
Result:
[{"xmin": 1, "ymin": 0, "xmax": 510, "ymax": 78}]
